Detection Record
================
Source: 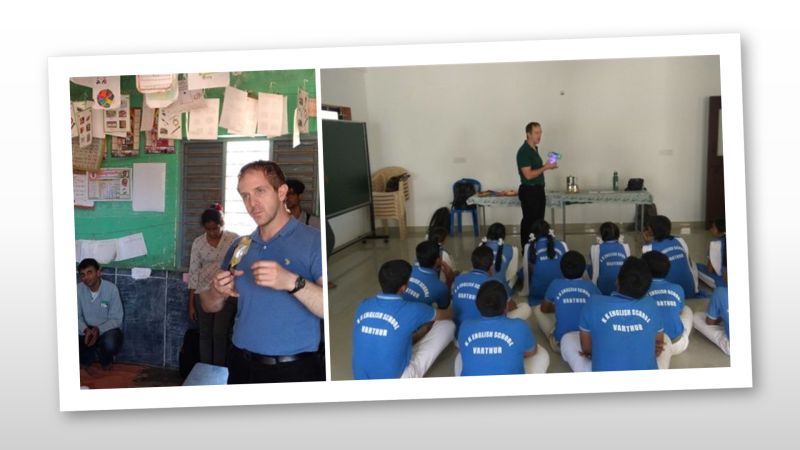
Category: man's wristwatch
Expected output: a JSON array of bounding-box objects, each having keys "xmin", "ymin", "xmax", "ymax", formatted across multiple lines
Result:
[{"xmin": 288, "ymin": 275, "xmax": 306, "ymax": 294}]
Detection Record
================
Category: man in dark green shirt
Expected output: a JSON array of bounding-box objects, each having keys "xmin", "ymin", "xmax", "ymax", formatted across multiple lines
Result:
[{"xmin": 516, "ymin": 122, "xmax": 558, "ymax": 242}]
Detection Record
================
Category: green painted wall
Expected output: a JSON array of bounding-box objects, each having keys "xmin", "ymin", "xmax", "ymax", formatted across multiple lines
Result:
[{"xmin": 72, "ymin": 70, "xmax": 316, "ymax": 269}]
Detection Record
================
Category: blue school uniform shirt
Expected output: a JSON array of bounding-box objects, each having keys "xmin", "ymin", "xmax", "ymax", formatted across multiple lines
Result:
[
  {"xmin": 647, "ymin": 278, "xmax": 686, "ymax": 341},
  {"xmin": 452, "ymin": 269, "xmax": 492, "ymax": 328},
  {"xmin": 643, "ymin": 237, "xmax": 697, "ymax": 295},
  {"xmin": 402, "ymin": 265, "xmax": 450, "ymax": 308},
  {"xmin": 482, "ymin": 240, "xmax": 515, "ymax": 293},
  {"xmin": 458, "ymin": 316, "xmax": 535, "ymax": 376},
  {"xmin": 707, "ymin": 286, "xmax": 729, "ymax": 338},
  {"xmin": 590, "ymin": 240, "xmax": 630, "ymax": 295},
  {"xmin": 579, "ymin": 292, "xmax": 663, "ymax": 371},
  {"xmin": 527, "ymin": 237, "xmax": 568, "ymax": 304},
  {"xmin": 221, "ymin": 218, "xmax": 323, "ymax": 356},
  {"xmin": 544, "ymin": 278, "xmax": 601, "ymax": 342},
  {"xmin": 352, "ymin": 293, "xmax": 436, "ymax": 379}
]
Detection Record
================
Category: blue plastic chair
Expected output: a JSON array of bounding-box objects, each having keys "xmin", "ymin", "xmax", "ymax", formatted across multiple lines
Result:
[{"xmin": 450, "ymin": 178, "xmax": 481, "ymax": 236}]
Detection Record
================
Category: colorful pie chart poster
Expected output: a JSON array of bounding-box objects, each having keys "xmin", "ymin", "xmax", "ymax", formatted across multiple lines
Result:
[{"xmin": 90, "ymin": 76, "xmax": 121, "ymax": 110}]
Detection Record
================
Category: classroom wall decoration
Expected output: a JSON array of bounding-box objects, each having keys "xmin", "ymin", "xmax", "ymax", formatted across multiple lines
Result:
[{"xmin": 70, "ymin": 69, "xmax": 317, "ymax": 269}]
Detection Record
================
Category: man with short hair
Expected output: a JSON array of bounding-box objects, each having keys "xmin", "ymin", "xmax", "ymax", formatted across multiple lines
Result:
[
  {"xmin": 516, "ymin": 122, "xmax": 558, "ymax": 242},
  {"xmin": 352, "ymin": 260, "xmax": 455, "ymax": 379},
  {"xmin": 202, "ymin": 160, "xmax": 324, "ymax": 384},
  {"xmin": 561, "ymin": 257, "xmax": 664, "ymax": 372},
  {"xmin": 77, "ymin": 258, "xmax": 124, "ymax": 370}
]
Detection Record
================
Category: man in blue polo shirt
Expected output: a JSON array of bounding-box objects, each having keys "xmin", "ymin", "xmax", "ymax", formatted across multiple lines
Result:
[
  {"xmin": 561, "ymin": 256, "xmax": 664, "ymax": 372},
  {"xmin": 202, "ymin": 160, "xmax": 324, "ymax": 384},
  {"xmin": 642, "ymin": 251, "xmax": 692, "ymax": 369},
  {"xmin": 352, "ymin": 260, "xmax": 455, "ymax": 379},
  {"xmin": 402, "ymin": 240, "xmax": 450, "ymax": 309}
]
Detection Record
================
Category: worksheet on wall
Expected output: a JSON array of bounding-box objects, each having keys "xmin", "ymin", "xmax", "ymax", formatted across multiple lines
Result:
[
  {"xmin": 115, "ymin": 233, "xmax": 148, "ymax": 261},
  {"xmin": 219, "ymin": 86, "xmax": 252, "ymax": 132},
  {"xmin": 188, "ymin": 98, "xmax": 219, "ymax": 140},
  {"xmin": 226, "ymin": 96, "xmax": 257, "ymax": 136},
  {"xmin": 72, "ymin": 172, "xmax": 94, "ymax": 208},
  {"xmin": 157, "ymin": 108, "xmax": 182, "ymax": 140},
  {"xmin": 104, "ymin": 95, "xmax": 130, "ymax": 134},
  {"xmin": 256, "ymin": 92, "xmax": 286, "ymax": 137},
  {"xmin": 132, "ymin": 162, "xmax": 166, "ymax": 212},
  {"xmin": 187, "ymin": 72, "xmax": 229, "ymax": 90},
  {"xmin": 165, "ymin": 78, "xmax": 206, "ymax": 114},
  {"xmin": 86, "ymin": 76, "xmax": 121, "ymax": 110},
  {"xmin": 136, "ymin": 74, "xmax": 175, "ymax": 93}
]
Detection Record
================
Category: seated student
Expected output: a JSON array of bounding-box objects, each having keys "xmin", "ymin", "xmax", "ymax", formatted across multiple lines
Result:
[
  {"xmin": 561, "ymin": 257, "xmax": 664, "ymax": 372},
  {"xmin": 642, "ymin": 215, "xmax": 700, "ymax": 297},
  {"xmin": 534, "ymin": 251, "xmax": 601, "ymax": 352},
  {"xmin": 589, "ymin": 222, "xmax": 631, "ymax": 295},
  {"xmin": 77, "ymin": 258, "xmax": 124, "ymax": 370},
  {"xmin": 524, "ymin": 219, "xmax": 569, "ymax": 305},
  {"xmin": 697, "ymin": 218, "xmax": 727, "ymax": 289},
  {"xmin": 455, "ymin": 281, "xmax": 549, "ymax": 376},
  {"xmin": 452, "ymin": 246, "xmax": 531, "ymax": 331},
  {"xmin": 479, "ymin": 223, "xmax": 519, "ymax": 295},
  {"xmin": 427, "ymin": 226, "xmax": 457, "ymax": 286},
  {"xmin": 693, "ymin": 272, "xmax": 730, "ymax": 355},
  {"xmin": 352, "ymin": 260, "xmax": 455, "ymax": 379},
  {"xmin": 642, "ymin": 251, "xmax": 693, "ymax": 369},
  {"xmin": 402, "ymin": 240, "xmax": 451, "ymax": 308}
]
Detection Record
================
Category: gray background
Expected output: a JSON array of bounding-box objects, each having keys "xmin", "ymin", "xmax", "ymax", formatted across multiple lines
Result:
[{"xmin": 4, "ymin": 0, "xmax": 789, "ymax": 447}]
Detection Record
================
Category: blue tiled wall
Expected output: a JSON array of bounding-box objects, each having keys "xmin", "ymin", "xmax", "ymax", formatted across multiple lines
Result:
[{"xmin": 80, "ymin": 268, "xmax": 192, "ymax": 369}]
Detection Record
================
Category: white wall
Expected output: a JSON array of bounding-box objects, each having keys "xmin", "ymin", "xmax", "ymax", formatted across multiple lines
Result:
[{"xmin": 322, "ymin": 56, "xmax": 720, "ymax": 229}]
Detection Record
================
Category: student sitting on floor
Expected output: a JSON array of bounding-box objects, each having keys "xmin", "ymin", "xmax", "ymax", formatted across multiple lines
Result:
[
  {"xmin": 534, "ymin": 250, "xmax": 601, "ymax": 352},
  {"xmin": 642, "ymin": 215, "xmax": 700, "ymax": 297},
  {"xmin": 402, "ymin": 240, "xmax": 451, "ymax": 308},
  {"xmin": 589, "ymin": 222, "xmax": 631, "ymax": 295},
  {"xmin": 427, "ymin": 226, "xmax": 457, "ymax": 286},
  {"xmin": 697, "ymin": 218, "xmax": 727, "ymax": 289},
  {"xmin": 693, "ymin": 271, "xmax": 730, "ymax": 355},
  {"xmin": 561, "ymin": 256, "xmax": 664, "ymax": 372},
  {"xmin": 77, "ymin": 258, "xmax": 124, "ymax": 371},
  {"xmin": 455, "ymin": 280, "xmax": 549, "ymax": 376},
  {"xmin": 642, "ymin": 251, "xmax": 693, "ymax": 369},
  {"xmin": 524, "ymin": 219, "xmax": 569, "ymax": 305},
  {"xmin": 452, "ymin": 246, "xmax": 531, "ymax": 332},
  {"xmin": 352, "ymin": 260, "xmax": 455, "ymax": 379},
  {"xmin": 479, "ymin": 223, "xmax": 519, "ymax": 295}
]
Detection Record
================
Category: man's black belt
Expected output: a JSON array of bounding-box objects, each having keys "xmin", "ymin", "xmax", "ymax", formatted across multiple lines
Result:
[{"xmin": 237, "ymin": 346, "xmax": 317, "ymax": 366}]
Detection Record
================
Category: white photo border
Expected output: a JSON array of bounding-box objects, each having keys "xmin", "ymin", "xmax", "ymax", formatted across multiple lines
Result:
[{"xmin": 49, "ymin": 34, "xmax": 750, "ymax": 411}]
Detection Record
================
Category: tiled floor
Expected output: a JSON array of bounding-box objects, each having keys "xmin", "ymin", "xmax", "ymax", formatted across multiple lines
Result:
[{"xmin": 326, "ymin": 225, "xmax": 730, "ymax": 380}]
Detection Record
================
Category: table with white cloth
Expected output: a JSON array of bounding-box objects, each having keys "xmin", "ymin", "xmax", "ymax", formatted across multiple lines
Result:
[{"xmin": 467, "ymin": 190, "xmax": 654, "ymax": 240}]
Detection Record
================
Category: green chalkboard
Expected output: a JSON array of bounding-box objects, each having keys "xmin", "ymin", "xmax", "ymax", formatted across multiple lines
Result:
[
  {"xmin": 71, "ymin": 70, "xmax": 317, "ymax": 269},
  {"xmin": 322, "ymin": 120, "xmax": 372, "ymax": 217}
]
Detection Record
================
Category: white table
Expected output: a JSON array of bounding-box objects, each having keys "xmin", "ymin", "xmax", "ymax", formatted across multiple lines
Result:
[{"xmin": 467, "ymin": 190, "xmax": 654, "ymax": 238}]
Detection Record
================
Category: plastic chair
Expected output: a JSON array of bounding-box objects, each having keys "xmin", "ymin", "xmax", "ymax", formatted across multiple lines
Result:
[
  {"xmin": 450, "ymin": 178, "xmax": 481, "ymax": 236},
  {"xmin": 371, "ymin": 167, "xmax": 411, "ymax": 239}
]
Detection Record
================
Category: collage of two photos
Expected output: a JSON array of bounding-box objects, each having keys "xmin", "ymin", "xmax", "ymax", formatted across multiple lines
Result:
[{"xmin": 51, "ymin": 35, "xmax": 750, "ymax": 410}]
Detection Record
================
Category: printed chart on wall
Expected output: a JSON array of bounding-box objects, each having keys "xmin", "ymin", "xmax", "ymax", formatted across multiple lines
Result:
[{"xmin": 87, "ymin": 168, "xmax": 131, "ymax": 201}]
